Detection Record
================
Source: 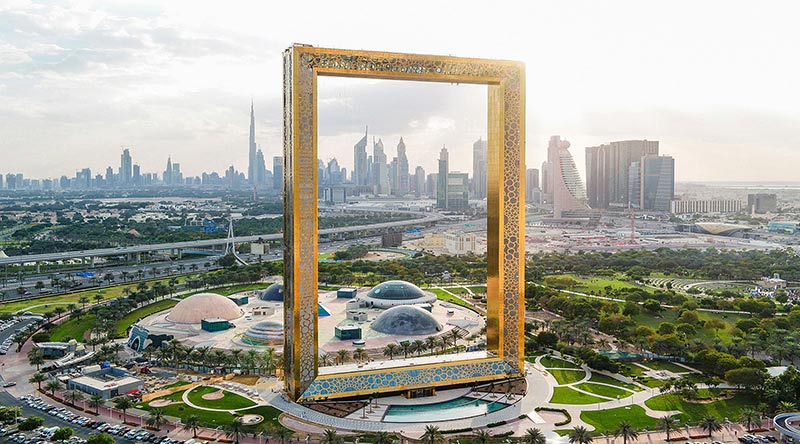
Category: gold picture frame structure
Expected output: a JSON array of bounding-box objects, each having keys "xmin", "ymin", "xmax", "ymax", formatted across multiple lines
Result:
[{"xmin": 283, "ymin": 45, "xmax": 525, "ymax": 401}]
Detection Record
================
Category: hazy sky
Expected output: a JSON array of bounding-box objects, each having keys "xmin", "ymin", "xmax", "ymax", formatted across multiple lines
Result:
[{"xmin": 1, "ymin": 0, "xmax": 799, "ymax": 181}]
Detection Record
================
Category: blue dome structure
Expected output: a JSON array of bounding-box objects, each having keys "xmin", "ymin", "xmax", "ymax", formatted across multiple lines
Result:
[
  {"xmin": 371, "ymin": 305, "xmax": 443, "ymax": 336},
  {"xmin": 257, "ymin": 283, "xmax": 284, "ymax": 301},
  {"xmin": 358, "ymin": 280, "xmax": 437, "ymax": 308}
]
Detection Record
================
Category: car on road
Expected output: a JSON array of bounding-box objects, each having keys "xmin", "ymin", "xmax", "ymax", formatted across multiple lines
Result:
[{"xmin": 3, "ymin": 381, "xmax": 18, "ymax": 387}]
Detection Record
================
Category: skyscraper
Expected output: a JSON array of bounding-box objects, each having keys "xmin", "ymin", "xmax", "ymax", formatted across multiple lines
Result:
[
  {"xmin": 639, "ymin": 155, "xmax": 674, "ymax": 211},
  {"xmin": 353, "ymin": 127, "xmax": 369, "ymax": 189},
  {"xmin": 273, "ymin": 156, "xmax": 283, "ymax": 194},
  {"xmin": 132, "ymin": 164, "xmax": 141, "ymax": 185},
  {"xmin": 585, "ymin": 140, "xmax": 659, "ymax": 208},
  {"xmin": 541, "ymin": 161, "xmax": 550, "ymax": 202},
  {"xmin": 248, "ymin": 101, "xmax": 257, "ymax": 185},
  {"xmin": 525, "ymin": 168, "xmax": 540, "ymax": 203},
  {"xmin": 551, "ymin": 138, "xmax": 590, "ymax": 218},
  {"xmin": 164, "ymin": 157, "xmax": 173, "ymax": 185},
  {"xmin": 437, "ymin": 146, "xmax": 449, "ymax": 209},
  {"xmin": 414, "ymin": 166, "xmax": 425, "ymax": 198},
  {"xmin": 395, "ymin": 137, "xmax": 409, "ymax": 196},
  {"xmin": 255, "ymin": 148, "xmax": 267, "ymax": 186},
  {"xmin": 372, "ymin": 138, "xmax": 389, "ymax": 195},
  {"xmin": 472, "ymin": 138, "xmax": 488, "ymax": 199},
  {"xmin": 120, "ymin": 148, "xmax": 132, "ymax": 185}
]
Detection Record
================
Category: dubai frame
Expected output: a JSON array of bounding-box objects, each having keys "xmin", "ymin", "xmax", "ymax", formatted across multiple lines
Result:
[{"xmin": 282, "ymin": 45, "xmax": 526, "ymax": 401}]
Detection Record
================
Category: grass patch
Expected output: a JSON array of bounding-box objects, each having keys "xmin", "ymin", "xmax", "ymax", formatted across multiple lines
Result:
[
  {"xmin": 429, "ymin": 288, "xmax": 476, "ymax": 311},
  {"xmin": 574, "ymin": 382, "xmax": 633, "ymax": 399},
  {"xmin": 467, "ymin": 285, "xmax": 486, "ymax": 294},
  {"xmin": 446, "ymin": 287, "xmax": 469, "ymax": 294},
  {"xmin": 49, "ymin": 314, "xmax": 96, "ymax": 342},
  {"xmin": 641, "ymin": 360, "xmax": 690, "ymax": 373},
  {"xmin": 645, "ymin": 391, "xmax": 751, "ymax": 423},
  {"xmin": 549, "ymin": 369, "xmax": 586, "ymax": 385},
  {"xmin": 140, "ymin": 390, "xmax": 279, "ymax": 430},
  {"xmin": 581, "ymin": 405, "xmax": 658, "ymax": 434},
  {"xmin": 114, "ymin": 299, "xmax": 178, "ymax": 338},
  {"xmin": 549, "ymin": 387, "xmax": 607, "ymax": 405},
  {"xmin": 206, "ymin": 283, "xmax": 267, "ymax": 297},
  {"xmin": 587, "ymin": 373, "xmax": 640, "ymax": 391},
  {"xmin": 185, "ymin": 386, "xmax": 256, "ymax": 410},
  {"xmin": 540, "ymin": 356, "xmax": 579, "ymax": 369}
]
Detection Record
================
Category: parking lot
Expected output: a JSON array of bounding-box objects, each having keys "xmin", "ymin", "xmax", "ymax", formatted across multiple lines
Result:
[
  {"xmin": 0, "ymin": 318, "xmax": 39, "ymax": 355},
  {"xmin": 0, "ymin": 391, "xmax": 186, "ymax": 444}
]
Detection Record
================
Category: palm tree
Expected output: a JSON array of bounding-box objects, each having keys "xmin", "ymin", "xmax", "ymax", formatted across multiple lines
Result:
[
  {"xmin": 185, "ymin": 415, "xmax": 201, "ymax": 437},
  {"xmin": 66, "ymin": 390, "xmax": 83, "ymax": 406},
  {"xmin": 412, "ymin": 339, "xmax": 427, "ymax": 356},
  {"xmin": 337, "ymin": 349, "xmax": 350, "ymax": 365},
  {"xmin": 699, "ymin": 416, "xmax": 722, "ymax": 439},
  {"xmin": 321, "ymin": 429, "xmax": 342, "ymax": 444},
  {"xmin": 425, "ymin": 336, "xmax": 438, "ymax": 354},
  {"xmin": 739, "ymin": 407, "xmax": 762, "ymax": 432},
  {"xmin": 658, "ymin": 416, "xmax": 679, "ymax": 442},
  {"xmin": 113, "ymin": 396, "xmax": 133, "ymax": 420},
  {"xmin": 78, "ymin": 296, "xmax": 90, "ymax": 309},
  {"xmin": 399, "ymin": 341, "xmax": 412, "ymax": 358},
  {"xmin": 524, "ymin": 428, "xmax": 546, "ymax": 444},
  {"xmin": 473, "ymin": 430, "xmax": 492, "ymax": 444},
  {"xmin": 270, "ymin": 425, "xmax": 295, "ymax": 444},
  {"xmin": 225, "ymin": 417, "xmax": 245, "ymax": 444},
  {"xmin": 27, "ymin": 347, "xmax": 44, "ymax": 370},
  {"xmin": 421, "ymin": 425, "xmax": 445, "ymax": 444},
  {"xmin": 319, "ymin": 353, "xmax": 332, "ymax": 367},
  {"xmin": 777, "ymin": 401, "xmax": 797, "ymax": 414},
  {"xmin": 46, "ymin": 380, "xmax": 62, "ymax": 396},
  {"xmin": 147, "ymin": 408, "xmax": 167, "ymax": 431},
  {"xmin": 353, "ymin": 348, "xmax": 368, "ymax": 363},
  {"xmin": 373, "ymin": 431, "xmax": 396, "ymax": 444},
  {"xmin": 613, "ymin": 422, "xmax": 639, "ymax": 444},
  {"xmin": 568, "ymin": 426, "xmax": 593, "ymax": 444},
  {"xmin": 383, "ymin": 343, "xmax": 399, "ymax": 360},
  {"xmin": 88, "ymin": 394, "xmax": 103, "ymax": 414},
  {"xmin": 29, "ymin": 372, "xmax": 47, "ymax": 390}
]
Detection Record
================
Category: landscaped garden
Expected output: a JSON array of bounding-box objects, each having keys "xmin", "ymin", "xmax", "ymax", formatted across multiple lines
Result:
[
  {"xmin": 549, "ymin": 369, "xmax": 586, "ymax": 385},
  {"xmin": 580, "ymin": 405, "xmax": 658, "ymax": 433},
  {"xmin": 573, "ymin": 382, "xmax": 633, "ymax": 399},
  {"xmin": 549, "ymin": 387, "xmax": 607, "ymax": 405},
  {"xmin": 645, "ymin": 390, "xmax": 751, "ymax": 423},
  {"xmin": 185, "ymin": 386, "xmax": 257, "ymax": 410},
  {"xmin": 540, "ymin": 356, "xmax": 579, "ymax": 369}
]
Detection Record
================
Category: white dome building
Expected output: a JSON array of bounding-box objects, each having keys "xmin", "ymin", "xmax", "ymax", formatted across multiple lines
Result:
[
  {"xmin": 357, "ymin": 280, "xmax": 437, "ymax": 309},
  {"xmin": 166, "ymin": 293, "xmax": 242, "ymax": 324}
]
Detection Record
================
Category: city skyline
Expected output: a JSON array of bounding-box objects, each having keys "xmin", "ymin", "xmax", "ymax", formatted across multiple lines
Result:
[{"xmin": 2, "ymin": 1, "xmax": 800, "ymax": 182}]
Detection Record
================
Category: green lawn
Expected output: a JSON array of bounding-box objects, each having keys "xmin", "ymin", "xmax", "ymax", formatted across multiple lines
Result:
[
  {"xmin": 587, "ymin": 373, "xmax": 640, "ymax": 391},
  {"xmin": 114, "ymin": 299, "xmax": 178, "ymax": 338},
  {"xmin": 49, "ymin": 314, "xmax": 96, "ymax": 342},
  {"xmin": 139, "ymin": 391, "xmax": 280, "ymax": 430},
  {"xmin": 185, "ymin": 386, "xmax": 256, "ymax": 410},
  {"xmin": 641, "ymin": 360, "xmax": 690, "ymax": 373},
  {"xmin": 547, "ymin": 274, "xmax": 654, "ymax": 295},
  {"xmin": 206, "ymin": 283, "xmax": 267, "ymax": 297},
  {"xmin": 549, "ymin": 387, "xmax": 607, "ymax": 405},
  {"xmin": 467, "ymin": 285, "xmax": 486, "ymax": 294},
  {"xmin": 318, "ymin": 252, "xmax": 335, "ymax": 260},
  {"xmin": 574, "ymin": 382, "xmax": 633, "ymax": 399},
  {"xmin": 581, "ymin": 405, "xmax": 658, "ymax": 434},
  {"xmin": 540, "ymin": 356, "xmax": 579, "ymax": 369},
  {"xmin": 549, "ymin": 369, "xmax": 586, "ymax": 385},
  {"xmin": 429, "ymin": 288, "xmax": 477, "ymax": 311},
  {"xmin": 645, "ymin": 391, "xmax": 751, "ymax": 423}
]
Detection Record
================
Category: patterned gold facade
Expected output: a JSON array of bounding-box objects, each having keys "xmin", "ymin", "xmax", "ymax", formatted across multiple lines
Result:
[{"xmin": 283, "ymin": 45, "xmax": 525, "ymax": 401}]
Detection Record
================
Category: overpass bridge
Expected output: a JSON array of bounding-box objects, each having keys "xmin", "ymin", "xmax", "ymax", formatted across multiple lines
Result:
[{"xmin": 0, "ymin": 210, "xmax": 442, "ymax": 269}]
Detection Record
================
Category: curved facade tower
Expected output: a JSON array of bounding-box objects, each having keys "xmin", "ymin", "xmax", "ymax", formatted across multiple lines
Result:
[{"xmin": 552, "ymin": 138, "xmax": 591, "ymax": 218}]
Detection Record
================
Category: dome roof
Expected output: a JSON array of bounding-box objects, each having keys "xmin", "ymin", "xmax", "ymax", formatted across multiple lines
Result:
[
  {"xmin": 371, "ymin": 305, "xmax": 442, "ymax": 336},
  {"xmin": 257, "ymin": 282, "xmax": 284, "ymax": 301},
  {"xmin": 242, "ymin": 321, "xmax": 284, "ymax": 345},
  {"xmin": 366, "ymin": 280, "xmax": 427, "ymax": 301},
  {"xmin": 167, "ymin": 293, "xmax": 242, "ymax": 324}
]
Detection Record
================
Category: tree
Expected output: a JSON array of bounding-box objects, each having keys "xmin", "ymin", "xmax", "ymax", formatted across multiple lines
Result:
[
  {"xmin": 270, "ymin": 425, "xmax": 295, "ymax": 444},
  {"xmin": 17, "ymin": 416, "xmax": 44, "ymax": 431},
  {"xmin": 66, "ymin": 389, "xmax": 83, "ymax": 406},
  {"xmin": 225, "ymin": 417, "xmax": 245, "ymax": 444},
  {"xmin": 185, "ymin": 415, "xmax": 201, "ymax": 438},
  {"xmin": 699, "ymin": 416, "xmax": 722, "ymax": 439},
  {"xmin": 777, "ymin": 401, "xmax": 797, "ymax": 414},
  {"xmin": 88, "ymin": 393, "xmax": 103, "ymax": 414},
  {"xmin": 739, "ymin": 408, "xmax": 762, "ymax": 432},
  {"xmin": 147, "ymin": 408, "xmax": 167, "ymax": 430},
  {"xmin": 321, "ymin": 429, "xmax": 343, "ymax": 444},
  {"xmin": 0, "ymin": 407, "xmax": 21, "ymax": 422},
  {"xmin": 473, "ymin": 430, "xmax": 492, "ymax": 444},
  {"xmin": 373, "ymin": 431, "xmax": 396, "ymax": 444},
  {"xmin": 46, "ymin": 379, "xmax": 62, "ymax": 396},
  {"xmin": 336, "ymin": 349, "xmax": 350, "ymax": 365},
  {"xmin": 658, "ymin": 416, "xmax": 679, "ymax": 442},
  {"xmin": 27, "ymin": 346, "xmax": 44, "ymax": 370},
  {"xmin": 421, "ymin": 425, "xmax": 445, "ymax": 444},
  {"xmin": 725, "ymin": 367, "xmax": 766, "ymax": 391},
  {"xmin": 536, "ymin": 331, "xmax": 559, "ymax": 348},
  {"xmin": 86, "ymin": 434, "xmax": 115, "ymax": 444},
  {"xmin": 29, "ymin": 372, "xmax": 46, "ymax": 390},
  {"xmin": 613, "ymin": 422, "xmax": 639, "ymax": 444},
  {"xmin": 113, "ymin": 396, "xmax": 133, "ymax": 419},
  {"xmin": 524, "ymin": 428, "xmax": 546, "ymax": 444},
  {"xmin": 705, "ymin": 318, "xmax": 727, "ymax": 337},
  {"xmin": 52, "ymin": 427, "xmax": 74, "ymax": 443},
  {"xmin": 383, "ymin": 343, "xmax": 399, "ymax": 360},
  {"xmin": 568, "ymin": 426, "xmax": 593, "ymax": 444}
]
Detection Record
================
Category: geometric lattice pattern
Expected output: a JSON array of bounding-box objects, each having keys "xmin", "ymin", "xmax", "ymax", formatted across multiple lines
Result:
[{"xmin": 283, "ymin": 45, "xmax": 526, "ymax": 401}]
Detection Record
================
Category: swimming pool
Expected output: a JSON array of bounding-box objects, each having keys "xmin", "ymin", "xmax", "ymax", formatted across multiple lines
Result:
[{"xmin": 383, "ymin": 397, "xmax": 508, "ymax": 422}]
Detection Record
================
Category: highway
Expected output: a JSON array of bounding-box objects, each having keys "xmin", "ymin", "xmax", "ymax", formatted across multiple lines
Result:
[{"xmin": 0, "ymin": 210, "xmax": 442, "ymax": 267}]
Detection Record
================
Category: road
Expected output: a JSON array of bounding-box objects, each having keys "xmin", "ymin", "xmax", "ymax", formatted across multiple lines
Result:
[{"xmin": 0, "ymin": 391, "xmax": 139, "ymax": 444}]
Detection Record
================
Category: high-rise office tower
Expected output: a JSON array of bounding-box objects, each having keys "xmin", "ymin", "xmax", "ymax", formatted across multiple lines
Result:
[
  {"xmin": 427, "ymin": 173, "xmax": 438, "ymax": 199},
  {"xmin": 437, "ymin": 146, "xmax": 449, "ymax": 209},
  {"xmin": 164, "ymin": 157, "xmax": 173, "ymax": 185},
  {"xmin": 0, "ymin": 174, "xmax": 3, "ymax": 189},
  {"xmin": 414, "ymin": 166, "xmax": 425, "ymax": 198},
  {"xmin": 525, "ymin": 168, "xmax": 540, "ymax": 203},
  {"xmin": 747, "ymin": 193, "xmax": 778, "ymax": 214},
  {"xmin": 120, "ymin": 148, "xmax": 132, "ymax": 185},
  {"xmin": 272, "ymin": 156, "xmax": 283, "ymax": 193},
  {"xmin": 105, "ymin": 166, "xmax": 114, "ymax": 186},
  {"xmin": 639, "ymin": 155, "xmax": 674, "ymax": 212},
  {"xmin": 585, "ymin": 140, "xmax": 659, "ymax": 208},
  {"xmin": 372, "ymin": 138, "xmax": 389, "ymax": 195},
  {"xmin": 551, "ymin": 138, "xmax": 590, "ymax": 218},
  {"xmin": 326, "ymin": 158, "xmax": 343, "ymax": 185},
  {"xmin": 627, "ymin": 161, "xmax": 641, "ymax": 208},
  {"xmin": 395, "ymin": 138, "xmax": 409, "ymax": 195},
  {"xmin": 353, "ymin": 127, "xmax": 369, "ymax": 188},
  {"xmin": 446, "ymin": 172, "xmax": 469, "ymax": 210},
  {"xmin": 172, "ymin": 162, "xmax": 182, "ymax": 185},
  {"xmin": 541, "ymin": 161, "xmax": 550, "ymax": 202},
  {"xmin": 248, "ymin": 101, "xmax": 257, "ymax": 185},
  {"xmin": 132, "ymin": 164, "xmax": 141, "ymax": 185},
  {"xmin": 255, "ymin": 149, "xmax": 267, "ymax": 186},
  {"xmin": 472, "ymin": 138, "xmax": 488, "ymax": 199}
]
